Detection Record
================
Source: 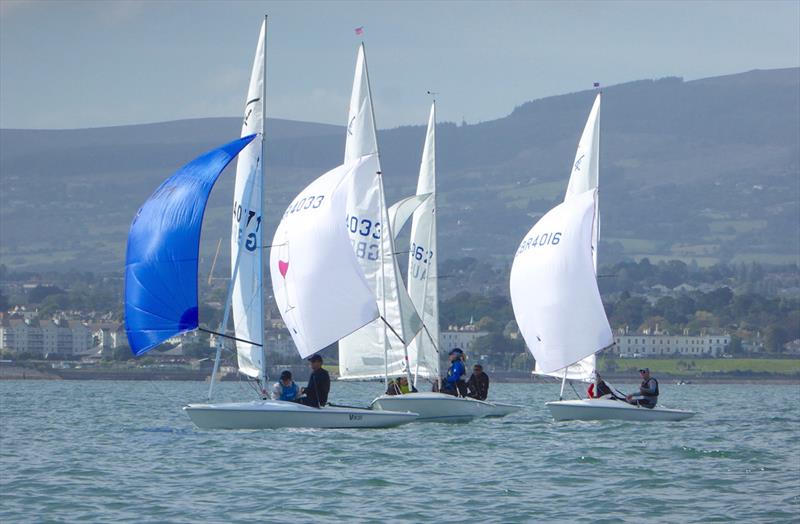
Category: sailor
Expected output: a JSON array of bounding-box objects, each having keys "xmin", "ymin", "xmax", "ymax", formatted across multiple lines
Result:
[
  {"xmin": 272, "ymin": 370, "xmax": 301, "ymax": 402},
  {"xmin": 466, "ymin": 363, "xmax": 490, "ymax": 401},
  {"xmin": 442, "ymin": 348, "xmax": 467, "ymax": 396},
  {"xmin": 386, "ymin": 378, "xmax": 402, "ymax": 396},
  {"xmin": 398, "ymin": 376, "xmax": 417, "ymax": 394},
  {"xmin": 626, "ymin": 368, "xmax": 659, "ymax": 408},
  {"xmin": 587, "ymin": 372, "xmax": 615, "ymax": 399},
  {"xmin": 299, "ymin": 354, "xmax": 330, "ymax": 408}
]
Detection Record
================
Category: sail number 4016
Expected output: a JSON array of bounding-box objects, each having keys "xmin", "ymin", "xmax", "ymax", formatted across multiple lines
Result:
[{"xmin": 517, "ymin": 232, "xmax": 562, "ymax": 255}]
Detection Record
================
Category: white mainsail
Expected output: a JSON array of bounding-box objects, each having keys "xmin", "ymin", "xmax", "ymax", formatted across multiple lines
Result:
[
  {"xmin": 230, "ymin": 21, "xmax": 266, "ymax": 378},
  {"xmin": 510, "ymin": 189, "xmax": 613, "ymax": 374},
  {"xmin": 338, "ymin": 44, "xmax": 422, "ymax": 380},
  {"xmin": 534, "ymin": 93, "xmax": 601, "ymax": 382},
  {"xmin": 406, "ymin": 102, "xmax": 440, "ymax": 381},
  {"xmin": 270, "ymin": 155, "xmax": 380, "ymax": 358},
  {"xmin": 565, "ymin": 93, "xmax": 601, "ymax": 267}
]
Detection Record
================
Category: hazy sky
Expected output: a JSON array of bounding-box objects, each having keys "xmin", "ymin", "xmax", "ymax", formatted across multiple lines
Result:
[{"xmin": 1, "ymin": 0, "xmax": 798, "ymax": 130}]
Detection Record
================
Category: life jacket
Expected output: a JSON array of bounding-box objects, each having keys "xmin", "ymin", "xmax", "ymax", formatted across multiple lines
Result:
[
  {"xmin": 399, "ymin": 383, "xmax": 410, "ymax": 394},
  {"xmin": 446, "ymin": 360, "xmax": 465, "ymax": 384},
  {"xmin": 278, "ymin": 381, "xmax": 299, "ymax": 401},
  {"xmin": 589, "ymin": 381, "xmax": 613, "ymax": 399},
  {"xmin": 642, "ymin": 377, "xmax": 659, "ymax": 397}
]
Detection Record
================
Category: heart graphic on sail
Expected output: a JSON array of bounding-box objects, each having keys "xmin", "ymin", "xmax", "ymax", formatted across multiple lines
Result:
[{"xmin": 278, "ymin": 260, "xmax": 289, "ymax": 278}]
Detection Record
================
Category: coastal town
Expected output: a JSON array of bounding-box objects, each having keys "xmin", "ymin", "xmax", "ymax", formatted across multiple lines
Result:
[{"xmin": 1, "ymin": 258, "xmax": 798, "ymax": 382}]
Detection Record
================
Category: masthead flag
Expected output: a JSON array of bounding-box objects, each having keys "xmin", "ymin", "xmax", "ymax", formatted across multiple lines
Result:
[{"xmin": 354, "ymin": 26, "xmax": 364, "ymax": 36}]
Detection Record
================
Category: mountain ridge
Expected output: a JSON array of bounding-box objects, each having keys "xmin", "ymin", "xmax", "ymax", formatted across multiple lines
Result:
[{"xmin": 1, "ymin": 67, "xmax": 797, "ymax": 272}]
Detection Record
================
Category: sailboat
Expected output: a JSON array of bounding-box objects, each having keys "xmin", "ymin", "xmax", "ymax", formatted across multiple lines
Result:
[
  {"xmin": 336, "ymin": 43, "xmax": 424, "ymax": 391},
  {"xmin": 510, "ymin": 94, "xmax": 694, "ymax": 422},
  {"xmin": 532, "ymin": 94, "xmax": 601, "ymax": 388},
  {"xmin": 365, "ymin": 98, "xmax": 521, "ymax": 421},
  {"xmin": 125, "ymin": 18, "xmax": 417, "ymax": 429}
]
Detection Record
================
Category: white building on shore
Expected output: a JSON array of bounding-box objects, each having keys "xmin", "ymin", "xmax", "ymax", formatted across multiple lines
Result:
[
  {"xmin": 0, "ymin": 317, "xmax": 93, "ymax": 356},
  {"xmin": 440, "ymin": 325, "xmax": 489, "ymax": 355},
  {"xmin": 615, "ymin": 333, "xmax": 730, "ymax": 358}
]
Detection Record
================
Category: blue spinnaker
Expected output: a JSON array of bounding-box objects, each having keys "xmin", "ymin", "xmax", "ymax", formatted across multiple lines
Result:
[{"xmin": 125, "ymin": 134, "xmax": 257, "ymax": 355}]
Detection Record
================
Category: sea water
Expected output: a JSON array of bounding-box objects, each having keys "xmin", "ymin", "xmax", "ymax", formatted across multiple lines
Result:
[{"xmin": 1, "ymin": 380, "xmax": 798, "ymax": 523}]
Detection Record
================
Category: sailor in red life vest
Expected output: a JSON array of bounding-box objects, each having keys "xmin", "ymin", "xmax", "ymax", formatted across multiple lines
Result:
[{"xmin": 587, "ymin": 372, "xmax": 614, "ymax": 399}]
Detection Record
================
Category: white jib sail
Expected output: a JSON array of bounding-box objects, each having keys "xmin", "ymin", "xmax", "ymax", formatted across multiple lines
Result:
[
  {"xmin": 406, "ymin": 102, "xmax": 440, "ymax": 381},
  {"xmin": 338, "ymin": 44, "xmax": 422, "ymax": 380},
  {"xmin": 388, "ymin": 193, "xmax": 431, "ymax": 240},
  {"xmin": 270, "ymin": 155, "xmax": 380, "ymax": 359},
  {"xmin": 230, "ymin": 21, "xmax": 265, "ymax": 378},
  {"xmin": 510, "ymin": 189, "xmax": 613, "ymax": 374},
  {"xmin": 344, "ymin": 43, "xmax": 378, "ymax": 163},
  {"xmin": 535, "ymin": 93, "xmax": 601, "ymax": 382}
]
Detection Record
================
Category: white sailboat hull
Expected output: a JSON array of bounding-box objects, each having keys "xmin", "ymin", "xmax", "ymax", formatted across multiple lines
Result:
[
  {"xmin": 184, "ymin": 400, "xmax": 418, "ymax": 429},
  {"xmin": 546, "ymin": 398, "xmax": 695, "ymax": 422},
  {"xmin": 371, "ymin": 392, "xmax": 519, "ymax": 422}
]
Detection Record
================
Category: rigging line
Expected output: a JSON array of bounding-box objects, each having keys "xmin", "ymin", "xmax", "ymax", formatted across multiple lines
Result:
[
  {"xmin": 198, "ymin": 327, "xmax": 263, "ymax": 347},
  {"xmin": 260, "ymin": 242, "xmax": 288, "ymax": 249},
  {"xmin": 569, "ymin": 380, "xmax": 582, "ymax": 399},
  {"xmin": 379, "ymin": 315, "xmax": 406, "ymax": 346}
]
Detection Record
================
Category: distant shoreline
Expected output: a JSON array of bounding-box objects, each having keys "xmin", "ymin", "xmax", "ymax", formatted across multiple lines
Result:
[{"xmin": 0, "ymin": 366, "xmax": 797, "ymax": 384}]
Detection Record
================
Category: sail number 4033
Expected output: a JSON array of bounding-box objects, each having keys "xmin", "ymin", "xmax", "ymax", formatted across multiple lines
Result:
[{"xmin": 517, "ymin": 232, "xmax": 562, "ymax": 255}]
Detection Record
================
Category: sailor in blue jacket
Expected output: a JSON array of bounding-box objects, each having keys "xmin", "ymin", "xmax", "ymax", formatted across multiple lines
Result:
[
  {"xmin": 271, "ymin": 370, "xmax": 301, "ymax": 401},
  {"xmin": 442, "ymin": 348, "xmax": 467, "ymax": 396}
]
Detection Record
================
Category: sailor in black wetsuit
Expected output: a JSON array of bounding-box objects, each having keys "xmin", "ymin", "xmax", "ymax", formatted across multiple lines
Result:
[
  {"xmin": 299, "ymin": 354, "xmax": 330, "ymax": 408},
  {"xmin": 626, "ymin": 368, "xmax": 659, "ymax": 408},
  {"xmin": 466, "ymin": 364, "xmax": 490, "ymax": 401},
  {"xmin": 588, "ymin": 372, "xmax": 617, "ymax": 399}
]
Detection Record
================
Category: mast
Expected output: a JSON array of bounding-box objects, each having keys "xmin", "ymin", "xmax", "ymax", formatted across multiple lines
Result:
[
  {"xmin": 208, "ymin": 172, "xmax": 258, "ymax": 400},
  {"xmin": 359, "ymin": 43, "xmax": 413, "ymax": 388},
  {"xmin": 208, "ymin": 17, "xmax": 268, "ymax": 400},
  {"xmin": 260, "ymin": 14, "xmax": 269, "ymax": 391},
  {"xmin": 413, "ymin": 98, "xmax": 439, "ymax": 388},
  {"xmin": 361, "ymin": 44, "xmax": 394, "ymax": 389}
]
